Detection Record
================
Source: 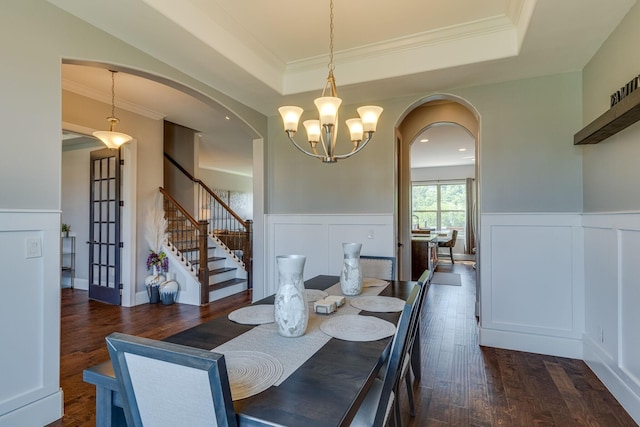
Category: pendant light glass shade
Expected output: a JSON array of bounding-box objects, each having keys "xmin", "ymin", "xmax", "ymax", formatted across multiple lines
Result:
[{"xmin": 93, "ymin": 71, "xmax": 132, "ymax": 149}]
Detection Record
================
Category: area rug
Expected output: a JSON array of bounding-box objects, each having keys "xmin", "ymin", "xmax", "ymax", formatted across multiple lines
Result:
[{"xmin": 431, "ymin": 272, "xmax": 461, "ymax": 286}]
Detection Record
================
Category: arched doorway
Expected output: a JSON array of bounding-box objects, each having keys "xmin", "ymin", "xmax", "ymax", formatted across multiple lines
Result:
[{"xmin": 396, "ymin": 95, "xmax": 480, "ymax": 312}]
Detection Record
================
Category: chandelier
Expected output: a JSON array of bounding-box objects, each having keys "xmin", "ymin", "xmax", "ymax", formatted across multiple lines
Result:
[
  {"xmin": 93, "ymin": 70, "xmax": 133, "ymax": 149},
  {"xmin": 278, "ymin": 0, "xmax": 383, "ymax": 163}
]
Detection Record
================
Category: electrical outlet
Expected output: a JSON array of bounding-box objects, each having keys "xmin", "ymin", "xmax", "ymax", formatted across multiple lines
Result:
[
  {"xmin": 26, "ymin": 238, "xmax": 42, "ymax": 258},
  {"xmin": 367, "ymin": 230, "xmax": 375, "ymax": 239}
]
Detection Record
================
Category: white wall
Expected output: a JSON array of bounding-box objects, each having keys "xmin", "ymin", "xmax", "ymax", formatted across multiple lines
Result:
[
  {"xmin": 263, "ymin": 214, "xmax": 394, "ymax": 300},
  {"xmin": 479, "ymin": 213, "xmax": 584, "ymax": 358},
  {"xmin": 411, "ymin": 164, "xmax": 475, "ymax": 181}
]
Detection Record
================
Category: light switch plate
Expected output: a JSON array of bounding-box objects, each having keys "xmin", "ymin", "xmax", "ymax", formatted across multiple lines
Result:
[{"xmin": 26, "ymin": 237, "xmax": 42, "ymax": 258}]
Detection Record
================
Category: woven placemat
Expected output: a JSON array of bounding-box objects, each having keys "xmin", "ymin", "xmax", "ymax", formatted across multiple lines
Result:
[
  {"xmin": 228, "ymin": 304, "xmax": 274, "ymax": 325},
  {"xmin": 349, "ymin": 296, "xmax": 405, "ymax": 313},
  {"xmin": 216, "ymin": 350, "xmax": 283, "ymax": 401},
  {"xmin": 319, "ymin": 314, "xmax": 396, "ymax": 342},
  {"xmin": 362, "ymin": 278, "xmax": 389, "ymax": 288},
  {"xmin": 305, "ymin": 289, "xmax": 329, "ymax": 302}
]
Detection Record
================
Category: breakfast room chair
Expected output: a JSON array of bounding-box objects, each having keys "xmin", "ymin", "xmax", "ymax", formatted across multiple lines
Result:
[
  {"xmin": 437, "ymin": 229, "xmax": 458, "ymax": 264},
  {"xmin": 350, "ymin": 282, "xmax": 424, "ymax": 427},
  {"xmin": 360, "ymin": 255, "xmax": 396, "ymax": 280},
  {"xmin": 106, "ymin": 332, "xmax": 238, "ymax": 427}
]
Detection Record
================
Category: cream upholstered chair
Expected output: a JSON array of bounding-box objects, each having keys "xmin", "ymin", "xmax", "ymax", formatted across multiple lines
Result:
[
  {"xmin": 437, "ymin": 230, "xmax": 458, "ymax": 264},
  {"xmin": 106, "ymin": 332, "xmax": 238, "ymax": 427},
  {"xmin": 350, "ymin": 283, "xmax": 424, "ymax": 427},
  {"xmin": 360, "ymin": 255, "xmax": 395, "ymax": 280}
]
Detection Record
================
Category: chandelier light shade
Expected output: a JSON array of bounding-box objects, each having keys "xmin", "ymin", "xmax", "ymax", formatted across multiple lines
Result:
[
  {"xmin": 93, "ymin": 70, "xmax": 133, "ymax": 149},
  {"xmin": 278, "ymin": 0, "xmax": 383, "ymax": 163}
]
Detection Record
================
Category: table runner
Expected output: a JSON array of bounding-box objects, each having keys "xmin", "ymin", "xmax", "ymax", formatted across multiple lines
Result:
[{"xmin": 212, "ymin": 280, "xmax": 390, "ymax": 390}]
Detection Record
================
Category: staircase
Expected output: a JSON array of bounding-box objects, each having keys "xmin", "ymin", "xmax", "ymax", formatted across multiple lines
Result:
[{"xmin": 159, "ymin": 158, "xmax": 252, "ymax": 304}]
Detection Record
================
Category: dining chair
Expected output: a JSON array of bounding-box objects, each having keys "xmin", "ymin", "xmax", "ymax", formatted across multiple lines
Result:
[
  {"xmin": 360, "ymin": 255, "xmax": 396, "ymax": 280},
  {"xmin": 437, "ymin": 229, "xmax": 458, "ymax": 263},
  {"xmin": 106, "ymin": 332, "xmax": 238, "ymax": 427},
  {"xmin": 350, "ymin": 283, "xmax": 422, "ymax": 427},
  {"xmin": 399, "ymin": 269, "xmax": 431, "ymax": 417}
]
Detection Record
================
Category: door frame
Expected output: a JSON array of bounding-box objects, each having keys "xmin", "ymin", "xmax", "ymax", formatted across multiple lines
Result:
[
  {"xmin": 395, "ymin": 94, "xmax": 480, "ymax": 311},
  {"xmin": 62, "ymin": 122, "xmax": 137, "ymax": 306}
]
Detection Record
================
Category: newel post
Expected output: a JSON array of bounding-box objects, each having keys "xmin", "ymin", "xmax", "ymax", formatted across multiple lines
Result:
[
  {"xmin": 245, "ymin": 220, "xmax": 253, "ymax": 290},
  {"xmin": 198, "ymin": 219, "xmax": 209, "ymax": 304}
]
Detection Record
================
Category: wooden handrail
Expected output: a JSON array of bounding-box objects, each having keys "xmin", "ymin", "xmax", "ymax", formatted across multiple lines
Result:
[{"xmin": 164, "ymin": 152, "xmax": 247, "ymax": 226}]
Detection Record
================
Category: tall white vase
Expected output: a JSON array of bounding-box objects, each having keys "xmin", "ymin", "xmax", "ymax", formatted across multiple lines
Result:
[
  {"xmin": 340, "ymin": 243, "xmax": 363, "ymax": 296},
  {"xmin": 274, "ymin": 255, "xmax": 308, "ymax": 337}
]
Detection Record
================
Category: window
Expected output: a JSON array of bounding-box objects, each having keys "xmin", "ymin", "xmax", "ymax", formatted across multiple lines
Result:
[{"xmin": 412, "ymin": 181, "xmax": 466, "ymax": 234}]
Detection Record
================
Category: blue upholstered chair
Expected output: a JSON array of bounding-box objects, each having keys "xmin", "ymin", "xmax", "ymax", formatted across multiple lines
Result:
[
  {"xmin": 360, "ymin": 255, "xmax": 396, "ymax": 280},
  {"xmin": 106, "ymin": 332, "xmax": 238, "ymax": 427},
  {"xmin": 350, "ymin": 282, "xmax": 424, "ymax": 427}
]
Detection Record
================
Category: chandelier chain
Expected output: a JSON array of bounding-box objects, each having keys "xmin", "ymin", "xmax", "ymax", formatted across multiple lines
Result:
[
  {"xmin": 328, "ymin": 0, "xmax": 334, "ymax": 72},
  {"xmin": 110, "ymin": 71, "xmax": 116, "ymax": 118}
]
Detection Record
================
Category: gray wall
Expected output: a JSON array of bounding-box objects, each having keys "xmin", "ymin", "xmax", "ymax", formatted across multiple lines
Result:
[
  {"xmin": 267, "ymin": 72, "xmax": 583, "ymax": 215},
  {"xmin": 582, "ymin": 2, "xmax": 640, "ymax": 212}
]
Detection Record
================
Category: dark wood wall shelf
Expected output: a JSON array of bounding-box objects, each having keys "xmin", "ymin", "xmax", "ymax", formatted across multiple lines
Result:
[{"xmin": 574, "ymin": 87, "xmax": 640, "ymax": 145}]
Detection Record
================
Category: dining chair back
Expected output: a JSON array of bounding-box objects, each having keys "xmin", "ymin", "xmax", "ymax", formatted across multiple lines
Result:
[
  {"xmin": 438, "ymin": 230, "xmax": 458, "ymax": 263},
  {"xmin": 106, "ymin": 332, "xmax": 238, "ymax": 427},
  {"xmin": 400, "ymin": 270, "xmax": 431, "ymax": 416},
  {"xmin": 350, "ymin": 283, "xmax": 422, "ymax": 427},
  {"xmin": 360, "ymin": 255, "xmax": 396, "ymax": 280}
]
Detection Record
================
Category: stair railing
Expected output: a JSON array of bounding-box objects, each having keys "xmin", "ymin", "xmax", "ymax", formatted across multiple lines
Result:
[
  {"xmin": 164, "ymin": 153, "xmax": 252, "ymax": 290},
  {"xmin": 160, "ymin": 188, "xmax": 210, "ymax": 304}
]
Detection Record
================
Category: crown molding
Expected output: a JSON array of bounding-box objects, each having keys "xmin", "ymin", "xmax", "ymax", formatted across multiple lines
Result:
[{"xmin": 62, "ymin": 78, "xmax": 165, "ymax": 120}]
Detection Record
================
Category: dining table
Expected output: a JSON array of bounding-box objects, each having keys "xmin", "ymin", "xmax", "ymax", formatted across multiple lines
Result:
[{"xmin": 83, "ymin": 275, "xmax": 422, "ymax": 427}]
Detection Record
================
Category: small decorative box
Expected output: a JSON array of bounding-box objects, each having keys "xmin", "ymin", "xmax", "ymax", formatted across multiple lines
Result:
[
  {"xmin": 314, "ymin": 299, "xmax": 337, "ymax": 314},
  {"xmin": 324, "ymin": 295, "xmax": 345, "ymax": 307}
]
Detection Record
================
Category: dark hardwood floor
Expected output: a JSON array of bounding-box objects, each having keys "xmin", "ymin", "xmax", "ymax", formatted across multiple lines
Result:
[{"xmin": 49, "ymin": 263, "xmax": 637, "ymax": 427}]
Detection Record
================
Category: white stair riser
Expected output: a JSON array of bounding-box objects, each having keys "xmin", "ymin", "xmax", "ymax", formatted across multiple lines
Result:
[
  {"xmin": 210, "ymin": 282, "xmax": 248, "ymax": 302},
  {"xmin": 208, "ymin": 270, "xmax": 237, "ymax": 285}
]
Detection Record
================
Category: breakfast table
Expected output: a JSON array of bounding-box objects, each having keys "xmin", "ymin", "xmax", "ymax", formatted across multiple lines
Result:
[{"xmin": 83, "ymin": 275, "xmax": 422, "ymax": 427}]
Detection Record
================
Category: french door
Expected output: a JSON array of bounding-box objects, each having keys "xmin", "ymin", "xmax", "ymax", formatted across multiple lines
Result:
[{"xmin": 88, "ymin": 148, "xmax": 122, "ymax": 305}]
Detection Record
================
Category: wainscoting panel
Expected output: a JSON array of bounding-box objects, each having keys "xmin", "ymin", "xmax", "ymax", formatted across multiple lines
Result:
[
  {"xmin": 0, "ymin": 210, "xmax": 63, "ymax": 426},
  {"xmin": 582, "ymin": 213, "xmax": 640, "ymax": 424},
  {"xmin": 479, "ymin": 213, "xmax": 584, "ymax": 358},
  {"xmin": 265, "ymin": 214, "xmax": 394, "ymax": 297}
]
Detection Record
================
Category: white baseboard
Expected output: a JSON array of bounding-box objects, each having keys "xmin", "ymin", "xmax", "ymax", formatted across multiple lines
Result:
[
  {"xmin": 0, "ymin": 390, "xmax": 63, "ymax": 427},
  {"xmin": 583, "ymin": 335, "xmax": 640, "ymax": 425},
  {"xmin": 479, "ymin": 327, "xmax": 583, "ymax": 359}
]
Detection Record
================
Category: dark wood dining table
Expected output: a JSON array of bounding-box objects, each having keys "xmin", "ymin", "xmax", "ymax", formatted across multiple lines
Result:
[{"xmin": 83, "ymin": 275, "xmax": 420, "ymax": 427}]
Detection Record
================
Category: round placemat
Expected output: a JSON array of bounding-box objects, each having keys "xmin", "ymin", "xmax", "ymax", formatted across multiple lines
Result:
[
  {"xmin": 228, "ymin": 304, "xmax": 274, "ymax": 325},
  {"xmin": 349, "ymin": 296, "xmax": 405, "ymax": 313},
  {"xmin": 320, "ymin": 314, "xmax": 396, "ymax": 342},
  {"xmin": 305, "ymin": 289, "xmax": 329, "ymax": 302},
  {"xmin": 362, "ymin": 278, "xmax": 389, "ymax": 288},
  {"xmin": 220, "ymin": 350, "xmax": 284, "ymax": 401}
]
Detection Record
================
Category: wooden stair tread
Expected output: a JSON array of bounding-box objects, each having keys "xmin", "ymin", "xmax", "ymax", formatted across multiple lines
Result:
[
  {"xmin": 190, "ymin": 256, "xmax": 225, "ymax": 266},
  {"xmin": 209, "ymin": 267, "xmax": 237, "ymax": 276}
]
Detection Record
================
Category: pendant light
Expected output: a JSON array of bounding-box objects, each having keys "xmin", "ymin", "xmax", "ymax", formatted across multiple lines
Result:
[{"xmin": 93, "ymin": 70, "xmax": 133, "ymax": 149}]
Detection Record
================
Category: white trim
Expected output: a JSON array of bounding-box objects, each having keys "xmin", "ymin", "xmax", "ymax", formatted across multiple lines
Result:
[
  {"xmin": 480, "ymin": 327, "xmax": 583, "ymax": 359},
  {"xmin": 584, "ymin": 335, "xmax": 640, "ymax": 425},
  {"xmin": 251, "ymin": 137, "xmax": 265, "ymax": 301},
  {"xmin": 121, "ymin": 141, "xmax": 137, "ymax": 307},
  {"xmin": 0, "ymin": 390, "xmax": 63, "ymax": 427}
]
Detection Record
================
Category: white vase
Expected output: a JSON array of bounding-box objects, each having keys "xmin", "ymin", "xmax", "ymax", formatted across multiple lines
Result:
[
  {"xmin": 340, "ymin": 243, "xmax": 363, "ymax": 296},
  {"xmin": 274, "ymin": 255, "xmax": 308, "ymax": 338},
  {"xmin": 145, "ymin": 266, "xmax": 165, "ymax": 304},
  {"xmin": 159, "ymin": 272, "xmax": 179, "ymax": 305}
]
